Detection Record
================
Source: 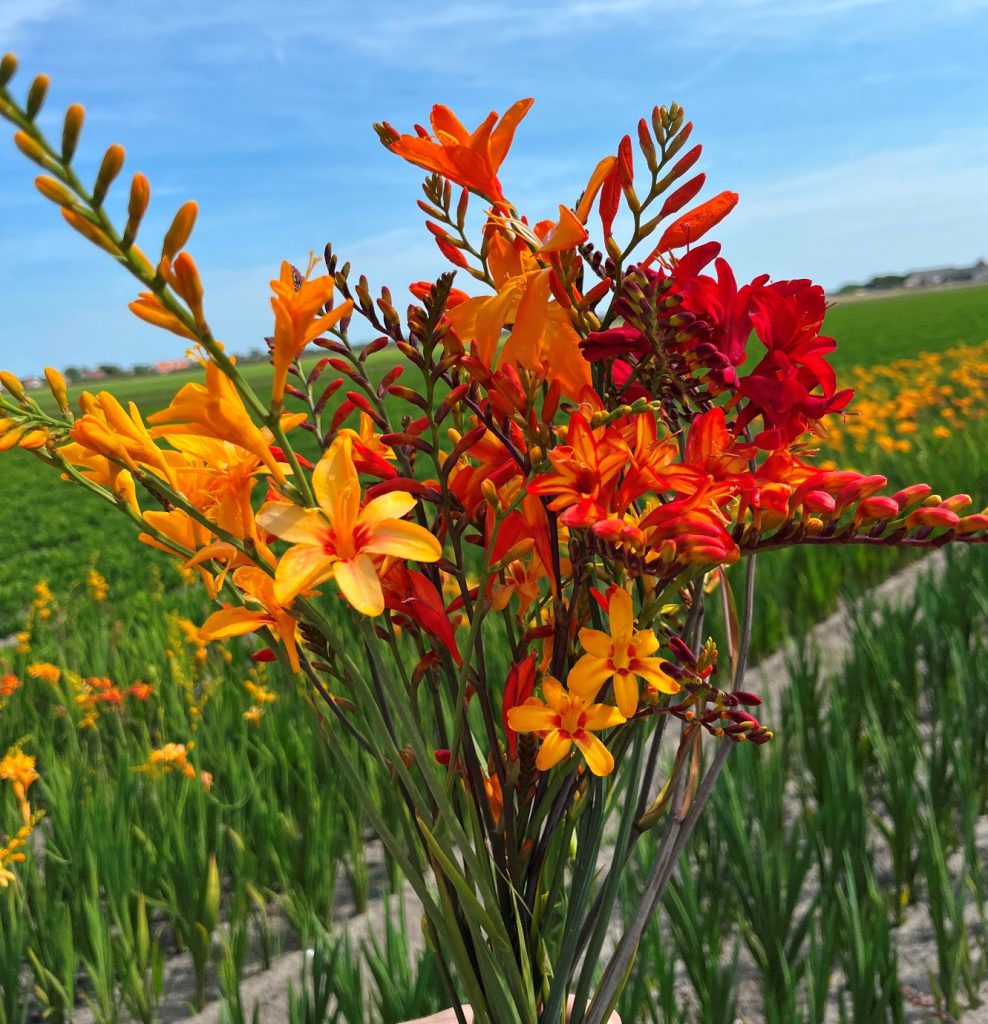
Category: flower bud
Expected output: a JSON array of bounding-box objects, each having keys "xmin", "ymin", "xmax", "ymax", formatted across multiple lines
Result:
[
  {"xmin": 0, "ymin": 371, "xmax": 25, "ymax": 401},
  {"xmin": 121, "ymin": 172, "xmax": 150, "ymax": 247},
  {"xmin": 162, "ymin": 200, "xmax": 198, "ymax": 261},
  {"xmin": 13, "ymin": 131, "xmax": 48, "ymax": 167},
  {"xmin": 92, "ymin": 143, "xmax": 125, "ymax": 206},
  {"xmin": 35, "ymin": 175, "xmax": 76, "ymax": 208},
  {"xmin": 44, "ymin": 367, "xmax": 69, "ymax": 415},
  {"xmin": 0, "ymin": 53, "xmax": 18, "ymax": 87},
  {"xmin": 171, "ymin": 251, "xmax": 205, "ymax": 324},
  {"xmin": 61, "ymin": 103, "xmax": 85, "ymax": 163},
  {"xmin": 25, "ymin": 74, "xmax": 49, "ymax": 120},
  {"xmin": 61, "ymin": 208, "xmax": 118, "ymax": 254},
  {"xmin": 481, "ymin": 478, "xmax": 499, "ymax": 508}
]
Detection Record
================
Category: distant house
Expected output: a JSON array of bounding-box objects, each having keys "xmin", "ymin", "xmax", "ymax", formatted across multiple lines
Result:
[
  {"xmin": 80, "ymin": 368, "xmax": 107, "ymax": 381},
  {"xmin": 154, "ymin": 358, "xmax": 194, "ymax": 374},
  {"xmin": 21, "ymin": 375, "xmax": 43, "ymax": 391},
  {"xmin": 904, "ymin": 258, "xmax": 988, "ymax": 289}
]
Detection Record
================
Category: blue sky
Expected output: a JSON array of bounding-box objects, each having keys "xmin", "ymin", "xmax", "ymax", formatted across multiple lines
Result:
[{"xmin": 1, "ymin": 0, "xmax": 987, "ymax": 375}]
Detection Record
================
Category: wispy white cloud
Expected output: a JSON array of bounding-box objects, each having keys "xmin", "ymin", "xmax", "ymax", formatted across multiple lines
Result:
[
  {"xmin": 0, "ymin": 0, "xmax": 74, "ymax": 41},
  {"xmin": 717, "ymin": 128, "xmax": 988, "ymax": 286}
]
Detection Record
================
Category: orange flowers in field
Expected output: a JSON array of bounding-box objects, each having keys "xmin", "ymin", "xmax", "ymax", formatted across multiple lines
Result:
[{"xmin": 257, "ymin": 435, "xmax": 442, "ymax": 615}]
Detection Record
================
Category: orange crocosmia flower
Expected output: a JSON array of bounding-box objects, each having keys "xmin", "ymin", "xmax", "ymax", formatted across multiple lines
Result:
[
  {"xmin": 148, "ymin": 361, "xmax": 287, "ymax": 485},
  {"xmin": 568, "ymin": 588, "xmax": 679, "ymax": 718},
  {"xmin": 507, "ymin": 676, "xmax": 625, "ymax": 776},
  {"xmin": 447, "ymin": 270, "xmax": 591, "ymax": 399},
  {"xmin": 0, "ymin": 675, "xmax": 21, "ymax": 698},
  {"xmin": 256, "ymin": 435, "xmax": 442, "ymax": 616},
  {"xmin": 199, "ymin": 566, "xmax": 302, "ymax": 672},
  {"xmin": 537, "ymin": 205, "xmax": 589, "ymax": 255},
  {"xmin": 528, "ymin": 413, "xmax": 629, "ymax": 526},
  {"xmin": 383, "ymin": 99, "xmax": 534, "ymax": 205},
  {"xmin": 270, "ymin": 260, "xmax": 353, "ymax": 405}
]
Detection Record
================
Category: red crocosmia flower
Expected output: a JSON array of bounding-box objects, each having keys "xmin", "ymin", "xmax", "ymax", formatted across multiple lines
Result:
[
  {"xmin": 382, "ymin": 566, "xmax": 462, "ymax": 667},
  {"xmin": 580, "ymin": 324, "xmax": 651, "ymax": 363},
  {"xmin": 677, "ymin": 258, "xmax": 768, "ymax": 380},
  {"xmin": 503, "ymin": 653, "xmax": 538, "ymax": 758},
  {"xmin": 734, "ymin": 280, "xmax": 854, "ymax": 447}
]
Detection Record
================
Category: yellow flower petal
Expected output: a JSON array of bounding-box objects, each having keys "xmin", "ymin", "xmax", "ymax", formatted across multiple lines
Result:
[
  {"xmin": 199, "ymin": 607, "xmax": 268, "ymax": 640},
  {"xmin": 573, "ymin": 732, "xmax": 614, "ymax": 776},
  {"xmin": 274, "ymin": 545, "xmax": 334, "ymax": 605},
  {"xmin": 361, "ymin": 520, "xmax": 442, "ymax": 562},
  {"xmin": 256, "ymin": 502, "xmax": 327, "ymax": 544},
  {"xmin": 333, "ymin": 553, "xmax": 384, "ymax": 616},
  {"xmin": 507, "ymin": 703, "xmax": 557, "ymax": 733},
  {"xmin": 313, "ymin": 436, "xmax": 360, "ymax": 534},
  {"xmin": 578, "ymin": 627, "xmax": 613, "ymax": 658},
  {"xmin": 613, "ymin": 671, "xmax": 640, "ymax": 718},
  {"xmin": 567, "ymin": 654, "xmax": 611, "ymax": 700},
  {"xmin": 535, "ymin": 730, "xmax": 572, "ymax": 771},
  {"xmin": 541, "ymin": 676, "xmax": 566, "ymax": 711},
  {"xmin": 608, "ymin": 587, "xmax": 633, "ymax": 638},
  {"xmin": 633, "ymin": 659, "xmax": 681, "ymax": 695},
  {"xmin": 583, "ymin": 703, "xmax": 626, "ymax": 731},
  {"xmin": 359, "ymin": 490, "xmax": 417, "ymax": 525}
]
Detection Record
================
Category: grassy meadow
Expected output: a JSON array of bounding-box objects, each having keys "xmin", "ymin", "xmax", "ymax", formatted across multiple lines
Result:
[{"xmin": 2, "ymin": 283, "xmax": 988, "ymax": 1021}]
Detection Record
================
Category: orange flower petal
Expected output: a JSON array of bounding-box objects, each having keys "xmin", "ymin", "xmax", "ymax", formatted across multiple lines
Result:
[
  {"xmin": 535, "ymin": 730, "xmax": 572, "ymax": 771},
  {"xmin": 582, "ymin": 702, "xmax": 626, "ymax": 731},
  {"xmin": 507, "ymin": 703, "xmax": 557, "ymax": 733},
  {"xmin": 573, "ymin": 732, "xmax": 615, "ymax": 776},
  {"xmin": 566, "ymin": 654, "xmax": 611, "ymax": 699}
]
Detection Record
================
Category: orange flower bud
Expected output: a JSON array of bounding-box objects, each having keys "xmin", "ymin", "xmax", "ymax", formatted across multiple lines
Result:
[
  {"xmin": 25, "ymin": 74, "xmax": 49, "ymax": 120},
  {"xmin": 61, "ymin": 103, "xmax": 85, "ymax": 163},
  {"xmin": 13, "ymin": 131, "xmax": 48, "ymax": 167},
  {"xmin": 0, "ymin": 53, "xmax": 18, "ymax": 87},
  {"xmin": 44, "ymin": 367, "xmax": 69, "ymax": 414},
  {"xmin": 171, "ymin": 251, "xmax": 205, "ymax": 324},
  {"xmin": 162, "ymin": 200, "xmax": 198, "ymax": 261},
  {"xmin": 34, "ymin": 175, "xmax": 77, "ymax": 208},
  {"xmin": 0, "ymin": 371, "xmax": 25, "ymax": 401},
  {"xmin": 61, "ymin": 208, "xmax": 118, "ymax": 255},
  {"xmin": 92, "ymin": 143, "xmax": 125, "ymax": 206},
  {"xmin": 18, "ymin": 429, "xmax": 48, "ymax": 450},
  {"xmin": 123, "ymin": 172, "xmax": 150, "ymax": 247}
]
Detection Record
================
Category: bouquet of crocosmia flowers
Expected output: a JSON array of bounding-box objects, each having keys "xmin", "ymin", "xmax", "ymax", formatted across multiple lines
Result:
[{"xmin": 3, "ymin": 55, "xmax": 987, "ymax": 1024}]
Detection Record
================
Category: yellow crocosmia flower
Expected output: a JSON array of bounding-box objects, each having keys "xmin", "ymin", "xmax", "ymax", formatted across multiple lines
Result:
[
  {"xmin": 567, "ymin": 587, "xmax": 679, "ymax": 718},
  {"xmin": 70, "ymin": 391, "xmax": 176, "ymax": 485},
  {"xmin": 270, "ymin": 259, "xmax": 353, "ymax": 405},
  {"xmin": 507, "ymin": 676, "xmax": 625, "ymax": 776},
  {"xmin": 199, "ymin": 566, "xmax": 302, "ymax": 672},
  {"xmin": 0, "ymin": 747, "xmax": 39, "ymax": 823},
  {"xmin": 256, "ymin": 434, "xmax": 442, "ymax": 616},
  {"xmin": 148, "ymin": 361, "xmax": 287, "ymax": 485}
]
